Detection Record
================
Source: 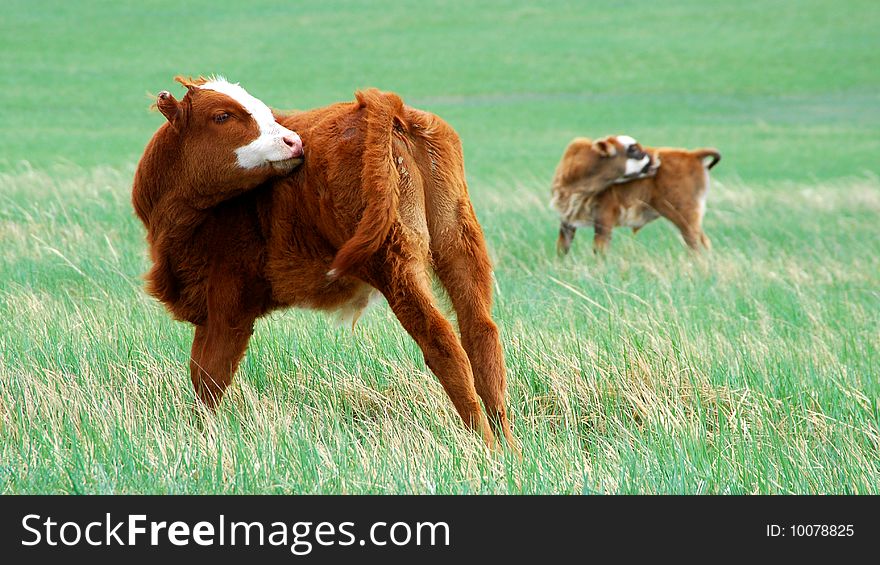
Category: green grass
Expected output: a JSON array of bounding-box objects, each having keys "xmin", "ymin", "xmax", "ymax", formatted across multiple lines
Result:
[{"xmin": 1, "ymin": 0, "xmax": 878, "ymax": 493}]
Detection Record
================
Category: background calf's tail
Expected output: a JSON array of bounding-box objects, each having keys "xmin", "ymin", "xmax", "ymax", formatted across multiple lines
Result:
[
  {"xmin": 328, "ymin": 89, "xmax": 404, "ymax": 279},
  {"xmin": 694, "ymin": 148, "xmax": 721, "ymax": 170}
]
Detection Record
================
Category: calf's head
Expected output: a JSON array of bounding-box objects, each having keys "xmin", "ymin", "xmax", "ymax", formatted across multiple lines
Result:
[
  {"xmin": 575, "ymin": 135, "xmax": 656, "ymax": 185},
  {"xmin": 154, "ymin": 76, "xmax": 304, "ymax": 192}
]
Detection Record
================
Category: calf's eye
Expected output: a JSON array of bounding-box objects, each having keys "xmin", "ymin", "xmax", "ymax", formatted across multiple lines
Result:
[{"xmin": 214, "ymin": 113, "xmax": 230, "ymax": 124}]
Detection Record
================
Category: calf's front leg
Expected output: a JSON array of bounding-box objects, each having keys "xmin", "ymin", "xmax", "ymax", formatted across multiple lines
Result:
[
  {"xmin": 189, "ymin": 274, "xmax": 259, "ymax": 409},
  {"xmin": 557, "ymin": 222, "xmax": 577, "ymax": 256},
  {"xmin": 190, "ymin": 319, "xmax": 255, "ymax": 409}
]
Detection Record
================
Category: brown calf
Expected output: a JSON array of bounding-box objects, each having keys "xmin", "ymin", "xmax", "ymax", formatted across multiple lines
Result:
[
  {"xmin": 551, "ymin": 136, "xmax": 719, "ymax": 254},
  {"xmin": 132, "ymin": 77, "xmax": 514, "ymax": 450}
]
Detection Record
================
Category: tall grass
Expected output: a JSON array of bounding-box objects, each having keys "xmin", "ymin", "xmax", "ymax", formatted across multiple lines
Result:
[{"xmin": 1, "ymin": 165, "xmax": 877, "ymax": 493}]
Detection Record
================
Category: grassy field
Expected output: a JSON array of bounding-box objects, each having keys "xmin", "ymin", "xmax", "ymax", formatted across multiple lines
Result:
[{"xmin": 1, "ymin": 0, "xmax": 878, "ymax": 493}]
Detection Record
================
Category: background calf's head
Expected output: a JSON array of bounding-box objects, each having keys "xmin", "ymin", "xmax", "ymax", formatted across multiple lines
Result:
[{"xmin": 554, "ymin": 135, "xmax": 656, "ymax": 189}]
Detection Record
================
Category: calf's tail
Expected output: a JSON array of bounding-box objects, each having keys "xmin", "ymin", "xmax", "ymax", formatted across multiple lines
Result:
[
  {"xmin": 327, "ymin": 89, "xmax": 404, "ymax": 280},
  {"xmin": 694, "ymin": 148, "xmax": 721, "ymax": 170}
]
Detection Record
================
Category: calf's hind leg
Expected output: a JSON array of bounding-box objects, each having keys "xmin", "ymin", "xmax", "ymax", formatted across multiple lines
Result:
[
  {"xmin": 700, "ymin": 232, "xmax": 712, "ymax": 250},
  {"xmin": 657, "ymin": 202, "xmax": 705, "ymax": 251},
  {"xmin": 370, "ymin": 252, "xmax": 495, "ymax": 448},
  {"xmin": 432, "ymin": 201, "xmax": 517, "ymax": 451}
]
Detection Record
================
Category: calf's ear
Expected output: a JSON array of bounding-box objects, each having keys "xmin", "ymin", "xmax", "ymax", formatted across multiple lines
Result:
[
  {"xmin": 156, "ymin": 91, "xmax": 181, "ymax": 124},
  {"xmin": 594, "ymin": 139, "xmax": 616, "ymax": 158},
  {"xmin": 174, "ymin": 75, "xmax": 206, "ymax": 92}
]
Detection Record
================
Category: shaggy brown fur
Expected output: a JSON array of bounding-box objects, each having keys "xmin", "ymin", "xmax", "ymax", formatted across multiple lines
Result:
[
  {"xmin": 132, "ymin": 77, "xmax": 515, "ymax": 450},
  {"xmin": 551, "ymin": 137, "xmax": 719, "ymax": 254}
]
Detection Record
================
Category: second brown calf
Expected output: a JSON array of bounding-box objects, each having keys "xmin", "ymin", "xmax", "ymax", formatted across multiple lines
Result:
[{"xmin": 553, "ymin": 138, "xmax": 720, "ymax": 254}]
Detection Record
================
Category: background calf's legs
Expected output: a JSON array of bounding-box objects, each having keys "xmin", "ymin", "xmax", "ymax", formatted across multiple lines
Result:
[
  {"xmin": 557, "ymin": 222, "xmax": 576, "ymax": 255},
  {"xmin": 592, "ymin": 204, "xmax": 618, "ymax": 254},
  {"xmin": 700, "ymin": 231, "xmax": 712, "ymax": 250},
  {"xmin": 662, "ymin": 207, "xmax": 706, "ymax": 250}
]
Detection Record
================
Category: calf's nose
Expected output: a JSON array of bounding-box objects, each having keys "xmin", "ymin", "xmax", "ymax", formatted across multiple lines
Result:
[{"xmin": 283, "ymin": 133, "xmax": 304, "ymax": 158}]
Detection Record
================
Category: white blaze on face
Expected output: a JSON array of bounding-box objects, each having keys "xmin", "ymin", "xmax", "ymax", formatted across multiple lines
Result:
[
  {"xmin": 617, "ymin": 135, "xmax": 637, "ymax": 148},
  {"xmin": 617, "ymin": 135, "xmax": 650, "ymax": 176},
  {"xmin": 625, "ymin": 155, "xmax": 651, "ymax": 176},
  {"xmin": 199, "ymin": 77, "xmax": 298, "ymax": 169}
]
